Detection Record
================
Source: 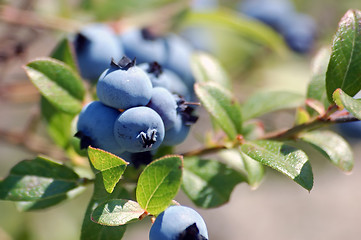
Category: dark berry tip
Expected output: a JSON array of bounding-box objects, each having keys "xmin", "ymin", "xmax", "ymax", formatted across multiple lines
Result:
[
  {"xmin": 176, "ymin": 96, "xmax": 199, "ymax": 125},
  {"xmin": 177, "ymin": 223, "xmax": 208, "ymax": 240},
  {"xmin": 74, "ymin": 33, "xmax": 89, "ymax": 53},
  {"xmin": 147, "ymin": 61, "xmax": 163, "ymax": 77},
  {"xmin": 138, "ymin": 129, "xmax": 157, "ymax": 148},
  {"xmin": 141, "ymin": 28, "xmax": 158, "ymax": 40},
  {"xmin": 74, "ymin": 131, "xmax": 93, "ymax": 150},
  {"xmin": 118, "ymin": 56, "xmax": 136, "ymax": 70},
  {"xmin": 130, "ymin": 151, "xmax": 153, "ymax": 168}
]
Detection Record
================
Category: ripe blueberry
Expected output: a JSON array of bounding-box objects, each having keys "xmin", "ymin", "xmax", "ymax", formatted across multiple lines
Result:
[
  {"xmin": 75, "ymin": 101, "xmax": 123, "ymax": 155},
  {"xmin": 147, "ymin": 87, "xmax": 178, "ymax": 130},
  {"xmin": 162, "ymin": 96, "xmax": 199, "ymax": 146},
  {"xmin": 163, "ymin": 34, "xmax": 195, "ymax": 90},
  {"xmin": 113, "ymin": 106, "xmax": 165, "ymax": 153},
  {"xmin": 139, "ymin": 62, "xmax": 191, "ymax": 100},
  {"xmin": 238, "ymin": 0, "xmax": 295, "ymax": 31},
  {"xmin": 279, "ymin": 13, "xmax": 316, "ymax": 53},
  {"xmin": 73, "ymin": 24, "xmax": 123, "ymax": 82},
  {"xmin": 96, "ymin": 57, "xmax": 153, "ymax": 110},
  {"xmin": 119, "ymin": 28, "xmax": 167, "ymax": 64},
  {"xmin": 149, "ymin": 205, "xmax": 208, "ymax": 240}
]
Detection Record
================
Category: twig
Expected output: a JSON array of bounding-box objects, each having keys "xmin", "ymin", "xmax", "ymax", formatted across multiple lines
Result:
[
  {"xmin": 0, "ymin": 129, "xmax": 68, "ymax": 161},
  {"xmin": 0, "ymin": 5, "xmax": 82, "ymax": 32}
]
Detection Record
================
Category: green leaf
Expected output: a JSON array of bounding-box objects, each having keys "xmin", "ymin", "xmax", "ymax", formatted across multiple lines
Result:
[
  {"xmin": 50, "ymin": 37, "xmax": 78, "ymax": 72},
  {"xmin": 88, "ymin": 147, "xmax": 129, "ymax": 194},
  {"xmin": 91, "ymin": 199, "xmax": 144, "ymax": 226},
  {"xmin": 326, "ymin": 9, "xmax": 361, "ymax": 102},
  {"xmin": 300, "ymin": 130, "xmax": 354, "ymax": 172},
  {"xmin": 191, "ymin": 52, "xmax": 231, "ymax": 90},
  {"xmin": 195, "ymin": 82, "xmax": 242, "ymax": 139},
  {"xmin": 0, "ymin": 156, "xmax": 80, "ymax": 201},
  {"xmin": 218, "ymin": 149, "xmax": 264, "ymax": 189},
  {"xmin": 241, "ymin": 140, "xmax": 313, "ymax": 190},
  {"xmin": 183, "ymin": 9, "xmax": 288, "ymax": 55},
  {"xmin": 306, "ymin": 47, "xmax": 331, "ymax": 115},
  {"xmin": 182, "ymin": 157, "xmax": 245, "ymax": 208},
  {"xmin": 81, "ymin": 175, "xmax": 128, "ymax": 240},
  {"xmin": 24, "ymin": 57, "xmax": 85, "ymax": 114},
  {"xmin": 242, "ymin": 91, "xmax": 304, "ymax": 121},
  {"xmin": 136, "ymin": 155, "xmax": 183, "ymax": 215},
  {"xmin": 333, "ymin": 88, "xmax": 361, "ymax": 120},
  {"xmin": 41, "ymin": 97, "xmax": 74, "ymax": 148},
  {"xmin": 16, "ymin": 186, "xmax": 85, "ymax": 211}
]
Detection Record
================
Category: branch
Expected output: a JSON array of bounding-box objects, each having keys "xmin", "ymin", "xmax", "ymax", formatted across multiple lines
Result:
[{"xmin": 0, "ymin": 5, "xmax": 82, "ymax": 32}]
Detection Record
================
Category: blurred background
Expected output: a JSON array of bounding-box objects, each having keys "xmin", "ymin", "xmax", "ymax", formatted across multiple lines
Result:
[{"xmin": 1, "ymin": 0, "xmax": 361, "ymax": 239}]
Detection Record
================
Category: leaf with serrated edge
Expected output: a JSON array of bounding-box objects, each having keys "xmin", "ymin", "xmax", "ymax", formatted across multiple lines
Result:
[
  {"xmin": 191, "ymin": 52, "xmax": 231, "ymax": 90},
  {"xmin": 326, "ymin": 10, "xmax": 361, "ymax": 102},
  {"xmin": 24, "ymin": 57, "xmax": 84, "ymax": 114},
  {"xmin": 300, "ymin": 130, "xmax": 353, "ymax": 172},
  {"xmin": 91, "ymin": 199, "xmax": 144, "ymax": 226},
  {"xmin": 88, "ymin": 147, "xmax": 128, "ymax": 194},
  {"xmin": 241, "ymin": 140, "xmax": 313, "ymax": 190},
  {"xmin": 136, "ymin": 155, "xmax": 183, "ymax": 215},
  {"xmin": 182, "ymin": 157, "xmax": 245, "ymax": 208},
  {"xmin": 242, "ymin": 91, "xmax": 304, "ymax": 121},
  {"xmin": 195, "ymin": 82, "xmax": 242, "ymax": 139},
  {"xmin": 0, "ymin": 156, "xmax": 80, "ymax": 201},
  {"xmin": 333, "ymin": 88, "xmax": 361, "ymax": 120}
]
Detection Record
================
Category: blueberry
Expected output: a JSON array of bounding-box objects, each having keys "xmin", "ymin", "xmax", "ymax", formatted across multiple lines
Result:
[
  {"xmin": 279, "ymin": 13, "xmax": 316, "ymax": 53},
  {"xmin": 138, "ymin": 62, "xmax": 170, "ymax": 89},
  {"xmin": 75, "ymin": 101, "xmax": 123, "ymax": 155},
  {"xmin": 118, "ymin": 151, "xmax": 153, "ymax": 167},
  {"xmin": 114, "ymin": 106, "xmax": 165, "ymax": 153},
  {"xmin": 163, "ymin": 34, "xmax": 195, "ymax": 90},
  {"xmin": 149, "ymin": 205, "xmax": 208, "ymax": 240},
  {"xmin": 96, "ymin": 57, "xmax": 153, "ymax": 110},
  {"xmin": 338, "ymin": 121, "xmax": 361, "ymax": 140},
  {"xmin": 139, "ymin": 62, "xmax": 191, "ymax": 100},
  {"xmin": 238, "ymin": 0, "xmax": 295, "ymax": 31},
  {"xmin": 162, "ymin": 115, "xmax": 191, "ymax": 146},
  {"xmin": 73, "ymin": 24, "xmax": 123, "ymax": 82},
  {"xmin": 119, "ymin": 28, "xmax": 167, "ymax": 64},
  {"xmin": 147, "ymin": 87, "xmax": 178, "ymax": 130},
  {"xmin": 162, "ymin": 96, "xmax": 199, "ymax": 146}
]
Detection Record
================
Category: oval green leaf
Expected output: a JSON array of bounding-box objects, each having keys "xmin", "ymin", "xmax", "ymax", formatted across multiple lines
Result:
[
  {"xmin": 88, "ymin": 147, "xmax": 129, "ymax": 194},
  {"xmin": 136, "ymin": 155, "xmax": 183, "ymax": 215},
  {"xmin": 241, "ymin": 140, "xmax": 313, "ymax": 191},
  {"xmin": 306, "ymin": 47, "xmax": 331, "ymax": 116},
  {"xmin": 183, "ymin": 10, "xmax": 287, "ymax": 55},
  {"xmin": 326, "ymin": 9, "xmax": 361, "ymax": 102},
  {"xmin": 182, "ymin": 156, "xmax": 245, "ymax": 208},
  {"xmin": 191, "ymin": 52, "xmax": 231, "ymax": 89},
  {"xmin": 300, "ymin": 130, "xmax": 354, "ymax": 172},
  {"xmin": 0, "ymin": 156, "xmax": 80, "ymax": 201},
  {"xmin": 24, "ymin": 57, "xmax": 85, "ymax": 114},
  {"xmin": 91, "ymin": 199, "xmax": 144, "ymax": 226},
  {"xmin": 195, "ymin": 82, "xmax": 242, "ymax": 139},
  {"xmin": 218, "ymin": 149, "xmax": 265, "ymax": 189},
  {"xmin": 333, "ymin": 88, "xmax": 361, "ymax": 120},
  {"xmin": 242, "ymin": 91, "xmax": 305, "ymax": 121},
  {"xmin": 51, "ymin": 37, "xmax": 78, "ymax": 72}
]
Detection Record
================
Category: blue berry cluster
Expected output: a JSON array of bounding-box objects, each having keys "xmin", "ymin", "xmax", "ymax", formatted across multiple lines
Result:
[
  {"xmin": 73, "ymin": 25, "xmax": 196, "ymax": 91},
  {"xmin": 75, "ymin": 56, "xmax": 198, "ymax": 163},
  {"xmin": 238, "ymin": 0, "xmax": 316, "ymax": 53},
  {"xmin": 149, "ymin": 206, "xmax": 209, "ymax": 240}
]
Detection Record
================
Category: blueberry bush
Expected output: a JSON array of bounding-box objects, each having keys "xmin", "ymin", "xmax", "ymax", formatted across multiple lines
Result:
[{"xmin": 1, "ymin": 0, "xmax": 361, "ymax": 239}]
